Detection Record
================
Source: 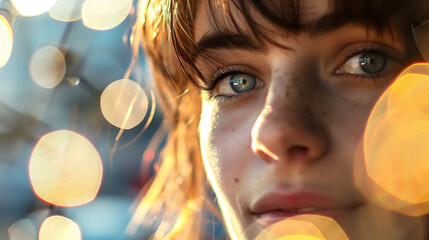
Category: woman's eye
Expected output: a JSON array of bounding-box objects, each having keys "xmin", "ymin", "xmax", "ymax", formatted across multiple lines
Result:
[
  {"xmin": 217, "ymin": 73, "xmax": 262, "ymax": 95},
  {"xmin": 329, "ymin": 47, "xmax": 406, "ymax": 104},
  {"xmin": 337, "ymin": 51, "xmax": 388, "ymax": 75}
]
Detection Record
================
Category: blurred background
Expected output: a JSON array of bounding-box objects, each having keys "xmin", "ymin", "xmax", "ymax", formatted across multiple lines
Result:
[{"xmin": 0, "ymin": 0, "xmax": 167, "ymax": 239}]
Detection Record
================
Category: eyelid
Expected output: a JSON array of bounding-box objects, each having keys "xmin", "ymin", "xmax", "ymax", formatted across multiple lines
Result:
[
  {"xmin": 335, "ymin": 50, "xmax": 389, "ymax": 75},
  {"xmin": 331, "ymin": 42, "xmax": 406, "ymax": 75}
]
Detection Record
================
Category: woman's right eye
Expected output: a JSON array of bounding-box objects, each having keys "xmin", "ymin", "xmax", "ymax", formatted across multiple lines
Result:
[{"xmin": 214, "ymin": 72, "xmax": 264, "ymax": 97}]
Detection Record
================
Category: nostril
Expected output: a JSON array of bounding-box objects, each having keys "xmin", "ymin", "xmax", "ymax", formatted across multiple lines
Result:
[{"xmin": 287, "ymin": 146, "xmax": 309, "ymax": 159}]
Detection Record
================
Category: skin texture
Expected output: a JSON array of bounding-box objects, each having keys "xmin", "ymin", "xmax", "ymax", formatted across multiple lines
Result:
[{"xmin": 195, "ymin": 0, "xmax": 426, "ymax": 239}]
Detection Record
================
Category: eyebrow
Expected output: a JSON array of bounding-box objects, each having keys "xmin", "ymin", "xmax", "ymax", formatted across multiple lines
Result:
[
  {"xmin": 194, "ymin": 14, "xmax": 369, "ymax": 58},
  {"xmin": 194, "ymin": 31, "xmax": 268, "ymax": 57}
]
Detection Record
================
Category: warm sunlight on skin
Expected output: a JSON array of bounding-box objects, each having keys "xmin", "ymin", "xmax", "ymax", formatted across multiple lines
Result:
[
  {"xmin": 29, "ymin": 130, "xmax": 103, "ymax": 207},
  {"xmin": 363, "ymin": 63, "xmax": 429, "ymax": 214},
  {"xmin": 0, "ymin": 14, "xmax": 13, "ymax": 68},
  {"xmin": 39, "ymin": 216, "xmax": 81, "ymax": 240},
  {"xmin": 11, "ymin": 0, "xmax": 57, "ymax": 16},
  {"xmin": 252, "ymin": 215, "xmax": 348, "ymax": 240},
  {"xmin": 29, "ymin": 46, "xmax": 66, "ymax": 89},
  {"xmin": 82, "ymin": 0, "xmax": 133, "ymax": 30},
  {"xmin": 8, "ymin": 219, "xmax": 37, "ymax": 240},
  {"xmin": 100, "ymin": 79, "xmax": 148, "ymax": 129},
  {"xmin": 48, "ymin": 0, "xmax": 84, "ymax": 22},
  {"xmin": 251, "ymin": 106, "xmax": 279, "ymax": 161}
]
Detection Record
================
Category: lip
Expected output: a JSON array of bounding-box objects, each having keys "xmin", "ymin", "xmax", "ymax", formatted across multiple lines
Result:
[{"xmin": 251, "ymin": 190, "xmax": 362, "ymax": 227}]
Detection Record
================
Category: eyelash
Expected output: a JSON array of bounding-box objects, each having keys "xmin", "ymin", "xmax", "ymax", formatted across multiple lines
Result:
[{"xmin": 207, "ymin": 66, "xmax": 242, "ymax": 90}]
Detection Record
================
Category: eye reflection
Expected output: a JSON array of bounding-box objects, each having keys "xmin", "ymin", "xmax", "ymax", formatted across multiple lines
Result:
[
  {"xmin": 230, "ymin": 73, "xmax": 256, "ymax": 92},
  {"xmin": 218, "ymin": 73, "xmax": 257, "ymax": 95},
  {"xmin": 339, "ymin": 51, "xmax": 389, "ymax": 76},
  {"xmin": 359, "ymin": 52, "xmax": 386, "ymax": 74}
]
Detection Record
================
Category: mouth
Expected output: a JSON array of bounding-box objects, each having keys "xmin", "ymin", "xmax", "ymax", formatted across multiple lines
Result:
[
  {"xmin": 254, "ymin": 207, "xmax": 358, "ymax": 227},
  {"xmin": 251, "ymin": 190, "xmax": 363, "ymax": 227},
  {"xmin": 280, "ymin": 207, "xmax": 325, "ymax": 213}
]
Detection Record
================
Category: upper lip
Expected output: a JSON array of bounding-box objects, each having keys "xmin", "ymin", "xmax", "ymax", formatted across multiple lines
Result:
[{"xmin": 251, "ymin": 189, "xmax": 358, "ymax": 214}]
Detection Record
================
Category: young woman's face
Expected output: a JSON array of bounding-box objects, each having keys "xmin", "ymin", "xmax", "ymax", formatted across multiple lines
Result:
[{"xmin": 195, "ymin": 0, "xmax": 426, "ymax": 239}]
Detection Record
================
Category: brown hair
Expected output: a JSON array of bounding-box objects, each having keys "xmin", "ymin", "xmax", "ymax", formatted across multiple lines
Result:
[{"xmin": 131, "ymin": 0, "xmax": 429, "ymax": 239}]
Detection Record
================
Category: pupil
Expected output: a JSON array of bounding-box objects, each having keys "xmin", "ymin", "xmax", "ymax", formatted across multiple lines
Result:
[
  {"xmin": 359, "ymin": 52, "xmax": 386, "ymax": 74},
  {"xmin": 230, "ymin": 74, "xmax": 256, "ymax": 93}
]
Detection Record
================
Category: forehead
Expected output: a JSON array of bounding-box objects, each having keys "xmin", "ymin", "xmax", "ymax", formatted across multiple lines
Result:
[{"xmin": 194, "ymin": 0, "xmax": 332, "ymax": 42}]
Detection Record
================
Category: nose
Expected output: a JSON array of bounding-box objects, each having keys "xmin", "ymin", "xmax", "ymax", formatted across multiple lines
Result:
[{"xmin": 251, "ymin": 75, "xmax": 329, "ymax": 164}]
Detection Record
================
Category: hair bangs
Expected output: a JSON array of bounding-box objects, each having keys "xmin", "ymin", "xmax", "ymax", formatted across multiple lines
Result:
[{"xmin": 165, "ymin": 0, "xmax": 429, "ymax": 91}]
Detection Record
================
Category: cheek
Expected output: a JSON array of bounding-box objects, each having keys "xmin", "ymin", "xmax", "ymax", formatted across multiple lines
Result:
[
  {"xmin": 199, "ymin": 99, "xmax": 263, "ymax": 238},
  {"xmin": 199, "ymin": 103, "xmax": 221, "ymax": 192},
  {"xmin": 199, "ymin": 101, "xmax": 255, "ymax": 187},
  {"xmin": 199, "ymin": 97, "xmax": 265, "ymax": 192}
]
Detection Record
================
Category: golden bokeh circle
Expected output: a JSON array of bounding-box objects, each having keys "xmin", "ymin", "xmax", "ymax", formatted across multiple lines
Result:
[
  {"xmin": 81, "ymin": 0, "xmax": 133, "ymax": 30},
  {"xmin": 48, "ymin": 0, "xmax": 84, "ymax": 22},
  {"xmin": 29, "ymin": 130, "xmax": 103, "ymax": 207},
  {"xmin": 100, "ymin": 79, "xmax": 148, "ymax": 129},
  {"xmin": 11, "ymin": 0, "xmax": 58, "ymax": 16},
  {"xmin": 39, "ymin": 215, "xmax": 81, "ymax": 240},
  {"xmin": 29, "ymin": 46, "xmax": 66, "ymax": 89},
  {"xmin": 251, "ymin": 214, "xmax": 348, "ymax": 240},
  {"xmin": 363, "ymin": 63, "xmax": 429, "ymax": 214},
  {"xmin": 0, "ymin": 14, "xmax": 13, "ymax": 68}
]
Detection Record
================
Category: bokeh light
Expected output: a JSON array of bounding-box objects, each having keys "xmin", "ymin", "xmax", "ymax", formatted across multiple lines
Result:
[
  {"xmin": 39, "ymin": 215, "xmax": 81, "ymax": 240},
  {"xmin": 11, "ymin": 0, "xmax": 58, "ymax": 16},
  {"xmin": 255, "ymin": 219, "xmax": 324, "ymax": 240},
  {"xmin": 0, "ymin": 14, "xmax": 13, "ymax": 68},
  {"xmin": 277, "ymin": 237, "xmax": 324, "ymax": 240},
  {"xmin": 8, "ymin": 218, "xmax": 37, "ymax": 240},
  {"xmin": 361, "ymin": 63, "xmax": 429, "ymax": 215},
  {"xmin": 29, "ymin": 46, "xmax": 66, "ymax": 88},
  {"xmin": 100, "ymin": 79, "xmax": 148, "ymax": 129},
  {"xmin": 48, "ymin": 0, "xmax": 85, "ymax": 22},
  {"xmin": 29, "ymin": 130, "xmax": 103, "ymax": 207},
  {"xmin": 81, "ymin": 0, "xmax": 133, "ymax": 30},
  {"xmin": 249, "ymin": 215, "xmax": 348, "ymax": 240}
]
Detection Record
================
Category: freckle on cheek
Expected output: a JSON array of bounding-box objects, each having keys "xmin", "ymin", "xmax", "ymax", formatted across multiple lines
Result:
[{"xmin": 235, "ymin": 178, "xmax": 240, "ymax": 183}]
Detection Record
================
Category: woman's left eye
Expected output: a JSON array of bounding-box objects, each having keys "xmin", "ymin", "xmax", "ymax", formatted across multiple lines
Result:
[
  {"xmin": 216, "ymin": 72, "xmax": 263, "ymax": 96},
  {"xmin": 335, "ymin": 50, "xmax": 402, "ymax": 78},
  {"xmin": 220, "ymin": 73, "xmax": 255, "ymax": 93}
]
